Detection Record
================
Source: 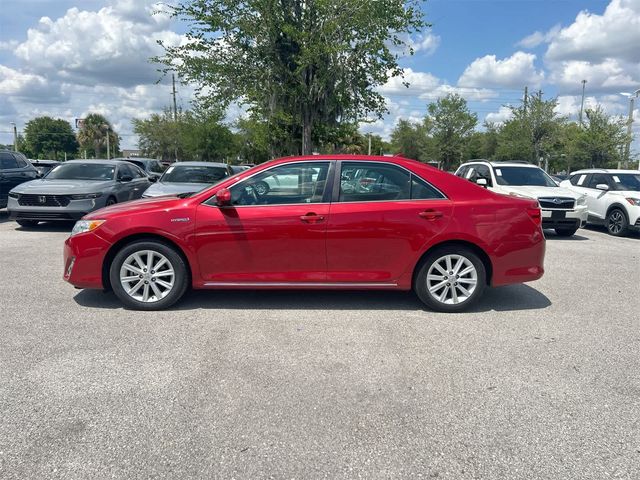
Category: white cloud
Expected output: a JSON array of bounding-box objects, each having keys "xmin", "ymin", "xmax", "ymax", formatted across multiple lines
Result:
[
  {"xmin": 0, "ymin": 64, "xmax": 67, "ymax": 102},
  {"xmin": 516, "ymin": 25, "xmax": 561, "ymax": 49},
  {"xmin": 458, "ymin": 52, "xmax": 544, "ymax": 89},
  {"xmin": 13, "ymin": 2, "xmax": 184, "ymax": 88},
  {"xmin": 411, "ymin": 33, "xmax": 441, "ymax": 56},
  {"xmin": 484, "ymin": 106, "xmax": 513, "ymax": 125}
]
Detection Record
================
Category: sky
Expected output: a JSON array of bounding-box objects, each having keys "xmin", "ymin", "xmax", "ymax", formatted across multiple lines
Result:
[{"xmin": 0, "ymin": 0, "xmax": 639, "ymax": 154}]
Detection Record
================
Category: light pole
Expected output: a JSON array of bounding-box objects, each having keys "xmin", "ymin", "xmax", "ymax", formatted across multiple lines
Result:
[
  {"xmin": 103, "ymin": 124, "xmax": 111, "ymax": 160},
  {"xmin": 579, "ymin": 80, "xmax": 587, "ymax": 125},
  {"xmin": 620, "ymin": 89, "xmax": 640, "ymax": 169},
  {"xmin": 9, "ymin": 122, "xmax": 17, "ymax": 151}
]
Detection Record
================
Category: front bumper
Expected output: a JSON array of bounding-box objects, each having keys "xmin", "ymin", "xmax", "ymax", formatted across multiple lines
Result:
[
  {"xmin": 64, "ymin": 232, "xmax": 113, "ymax": 289},
  {"xmin": 541, "ymin": 205, "xmax": 588, "ymax": 230},
  {"xmin": 7, "ymin": 196, "xmax": 105, "ymax": 222}
]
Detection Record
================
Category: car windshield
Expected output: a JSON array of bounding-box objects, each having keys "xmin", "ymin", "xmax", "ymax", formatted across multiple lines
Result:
[
  {"xmin": 45, "ymin": 163, "xmax": 115, "ymax": 181},
  {"xmin": 161, "ymin": 165, "xmax": 228, "ymax": 184},
  {"xmin": 610, "ymin": 173, "xmax": 640, "ymax": 191},
  {"xmin": 494, "ymin": 166, "xmax": 557, "ymax": 187}
]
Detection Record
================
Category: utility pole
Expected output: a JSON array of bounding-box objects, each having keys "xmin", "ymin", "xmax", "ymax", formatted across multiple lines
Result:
[
  {"xmin": 10, "ymin": 122, "xmax": 17, "ymax": 151},
  {"xmin": 367, "ymin": 134, "xmax": 372, "ymax": 155},
  {"xmin": 624, "ymin": 93, "xmax": 637, "ymax": 167},
  {"xmin": 104, "ymin": 125, "xmax": 111, "ymax": 160},
  {"xmin": 523, "ymin": 86, "xmax": 528, "ymax": 114},
  {"xmin": 172, "ymin": 73, "xmax": 178, "ymax": 122},
  {"xmin": 579, "ymin": 80, "xmax": 587, "ymax": 125}
]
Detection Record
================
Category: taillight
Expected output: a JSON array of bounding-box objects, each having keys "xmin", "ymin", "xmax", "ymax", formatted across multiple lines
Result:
[{"xmin": 527, "ymin": 207, "xmax": 542, "ymax": 226}]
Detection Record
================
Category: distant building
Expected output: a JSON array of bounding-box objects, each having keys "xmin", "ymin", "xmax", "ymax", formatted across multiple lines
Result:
[{"xmin": 121, "ymin": 149, "xmax": 142, "ymax": 158}]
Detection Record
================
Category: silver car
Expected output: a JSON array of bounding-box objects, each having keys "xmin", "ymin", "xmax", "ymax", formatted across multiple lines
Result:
[
  {"xmin": 7, "ymin": 160, "xmax": 150, "ymax": 227},
  {"xmin": 142, "ymin": 161, "xmax": 232, "ymax": 198}
]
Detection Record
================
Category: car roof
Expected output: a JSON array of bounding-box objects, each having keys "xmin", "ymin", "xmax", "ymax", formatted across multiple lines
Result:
[
  {"xmin": 115, "ymin": 157, "xmax": 158, "ymax": 163},
  {"xmin": 64, "ymin": 159, "xmax": 133, "ymax": 166},
  {"xmin": 570, "ymin": 168, "xmax": 640, "ymax": 175},
  {"xmin": 460, "ymin": 159, "xmax": 538, "ymax": 168},
  {"xmin": 29, "ymin": 159, "xmax": 60, "ymax": 164},
  {"xmin": 169, "ymin": 161, "xmax": 230, "ymax": 167}
]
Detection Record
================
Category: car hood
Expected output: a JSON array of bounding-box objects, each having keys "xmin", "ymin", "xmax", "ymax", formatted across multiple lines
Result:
[
  {"xmin": 499, "ymin": 185, "xmax": 582, "ymax": 200},
  {"xmin": 143, "ymin": 182, "xmax": 210, "ymax": 197},
  {"xmin": 10, "ymin": 179, "xmax": 113, "ymax": 195},
  {"xmin": 84, "ymin": 196, "xmax": 186, "ymax": 220}
]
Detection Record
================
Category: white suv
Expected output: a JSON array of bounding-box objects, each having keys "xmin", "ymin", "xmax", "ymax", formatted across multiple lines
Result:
[
  {"xmin": 455, "ymin": 160, "xmax": 588, "ymax": 236},
  {"xmin": 559, "ymin": 169, "xmax": 640, "ymax": 236}
]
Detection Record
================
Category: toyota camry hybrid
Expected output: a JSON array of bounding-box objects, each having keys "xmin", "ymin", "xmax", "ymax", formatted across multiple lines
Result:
[{"xmin": 63, "ymin": 155, "xmax": 545, "ymax": 312}]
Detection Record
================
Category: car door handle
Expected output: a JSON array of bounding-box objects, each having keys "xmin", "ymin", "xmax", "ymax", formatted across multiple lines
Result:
[
  {"xmin": 300, "ymin": 213, "xmax": 325, "ymax": 223},
  {"xmin": 419, "ymin": 210, "xmax": 444, "ymax": 220}
]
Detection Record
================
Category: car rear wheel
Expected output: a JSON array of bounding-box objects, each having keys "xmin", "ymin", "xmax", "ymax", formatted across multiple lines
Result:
[
  {"xmin": 554, "ymin": 227, "xmax": 578, "ymax": 237},
  {"xmin": 109, "ymin": 240, "xmax": 188, "ymax": 310},
  {"xmin": 606, "ymin": 208, "xmax": 628, "ymax": 236},
  {"xmin": 16, "ymin": 220, "xmax": 39, "ymax": 228},
  {"xmin": 414, "ymin": 247, "xmax": 486, "ymax": 313},
  {"xmin": 106, "ymin": 197, "xmax": 117, "ymax": 206}
]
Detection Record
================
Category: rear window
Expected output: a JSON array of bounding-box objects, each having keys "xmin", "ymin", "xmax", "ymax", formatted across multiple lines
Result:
[
  {"xmin": 161, "ymin": 165, "xmax": 229, "ymax": 184},
  {"xmin": 0, "ymin": 152, "xmax": 19, "ymax": 169}
]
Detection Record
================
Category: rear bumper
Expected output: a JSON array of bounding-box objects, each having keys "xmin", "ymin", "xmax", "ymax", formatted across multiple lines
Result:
[
  {"xmin": 63, "ymin": 232, "xmax": 112, "ymax": 289},
  {"xmin": 491, "ymin": 229, "xmax": 546, "ymax": 287}
]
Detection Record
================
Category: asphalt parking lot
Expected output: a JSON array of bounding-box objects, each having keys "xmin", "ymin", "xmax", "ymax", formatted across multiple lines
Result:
[{"xmin": 0, "ymin": 211, "xmax": 639, "ymax": 480}]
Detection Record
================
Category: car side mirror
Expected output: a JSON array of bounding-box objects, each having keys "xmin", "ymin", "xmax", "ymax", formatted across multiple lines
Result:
[
  {"xmin": 216, "ymin": 187, "xmax": 232, "ymax": 206},
  {"xmin": 148, "ymin": 176, "xmax": 157, "ymax": 183},
  {"xmin": 595, "ymin": 184, "xmax": 609, "ymax": 191},
  {"xmin": 119, "ymin": 175, "xmax": 133, "ymax": 182},
  {"xmin": 476, "ymin": 178, "xmax": 488, "ymax": 187}
]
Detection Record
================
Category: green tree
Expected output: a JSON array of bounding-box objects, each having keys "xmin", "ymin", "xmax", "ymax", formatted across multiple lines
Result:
[
  {"xmin": 426, "ymin": 94, "xmax": 477, "ymax": 170},
  {"xmin": 157, "ymin": 0, "xmax": 426, "ymax": 155},
  {"xmin": 77, "ymin": 113, "xmax": 119, "ymax": 158},
  {"xmin": 23, "ymin": 116, "xmax": 78, "ymax": 160},
  {"xmin": 390, "ymin": 119, "xmax": 431, "ymax": 161},
  {"xmin": 495, "ymin": 96, "xmax": 565, "ymax": 164},
  {"xmin": 567, "ymin": 106, "xmax": 629, "ymax": 169}
]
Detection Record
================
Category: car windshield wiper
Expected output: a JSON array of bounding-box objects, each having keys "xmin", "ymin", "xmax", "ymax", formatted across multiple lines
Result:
[{"xmin": 176, "ymin": 192, "xmax": 195, "ymax": 198}]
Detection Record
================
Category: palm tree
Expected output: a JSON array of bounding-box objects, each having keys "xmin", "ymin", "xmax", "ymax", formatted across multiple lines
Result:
[{"xmin": 76, "ymin": 113, "xmax": 119, "ymax": 158}]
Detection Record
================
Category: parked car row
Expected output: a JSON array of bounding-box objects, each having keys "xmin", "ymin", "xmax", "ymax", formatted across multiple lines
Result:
[
  {"xmin": 0, "ymin": 151, "xmax": 237, "ymax": 227},
  {"xmin": 454, "ymin": 160, "xmax": 640, "ymax": 237}
]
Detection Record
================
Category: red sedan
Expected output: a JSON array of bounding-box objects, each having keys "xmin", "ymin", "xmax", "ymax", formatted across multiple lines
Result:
[{"xmin": 63, "ymin": 155, "xmax": 545, "ymax": 312}]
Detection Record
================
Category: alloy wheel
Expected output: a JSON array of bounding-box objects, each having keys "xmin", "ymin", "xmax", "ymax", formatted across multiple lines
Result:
[
  {"xmin": 426, "ymin": 254, "xmax": 478, "ymax": 305},
  {"xmin": 608, "ymin": 211, "xmax": 624, "ymax": 234},
  {"xmin": 119, "ymin": 250, "xmax": 175, "ymax": 303}
]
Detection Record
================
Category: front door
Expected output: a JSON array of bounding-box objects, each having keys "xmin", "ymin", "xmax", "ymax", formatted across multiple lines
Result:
[
  {"xmin": 194, "ymin": 161, "xmax": 332, "ymax": 283},
  {"xmin": 326, "ymin": 161, "xmax": 453, "ymax": 283}
]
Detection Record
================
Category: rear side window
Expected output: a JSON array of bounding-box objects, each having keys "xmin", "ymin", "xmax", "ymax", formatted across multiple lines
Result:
[
  {"xmin": 455, "ymin": 166, "xmax": 468, "ymax": 178},
  {"xmin": 0, "ymin": 152, "xmax": 19, "ymax": 169},
  {"xmin": 339, "ymin": 162, "xmax": 410, "ymax": 202},
  {"xmin": 411, "ymin": 176, "xmax": 445, "ymax": 200}
]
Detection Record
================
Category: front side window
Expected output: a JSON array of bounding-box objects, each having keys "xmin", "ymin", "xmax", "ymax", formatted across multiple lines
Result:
[
  {"xmin": 586, "ymin": 173, "xmax": 610, "ymax": 189},
  {"xmin": 228, "ymin": 162, "xmax": 330, "ymax": 206},
  {"xmin": 494, "ymin": 166, "xmax": 557, "ymax": 187},
  {"xmin": 161, "ymin": 165, "xmax": 229, "ymax": 184},
  {"xmin": 46, "ymin": 163, "xmax": 115, "ymax": 181}
]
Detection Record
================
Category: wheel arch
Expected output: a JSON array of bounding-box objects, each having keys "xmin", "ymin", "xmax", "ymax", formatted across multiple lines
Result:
[
  {"xmin": 605, "ymin": 203, "xmax": 629, "ymax": 220},
  {"xmin": 412, "ymin": 239, "xmax": 493, "ymax": 287},
  {"xmin": 102, "ymin": 233, "xmax": 192, "ymax": 291}
]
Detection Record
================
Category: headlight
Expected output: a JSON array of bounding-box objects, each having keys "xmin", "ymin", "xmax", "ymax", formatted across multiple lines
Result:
[
  {"xmin": 626, "ymin": 197, "xmax": 640, "ymax": 206},
  {"xmin": 70, "ymin": 192, "xmax": 103, "ymax": 200},
  {"xmin": 577, "ymin": 195, "xmax": 587, "ymax": 206},
  {"xmin": 8, "ymin": 192, "xmax": 19, "ymax": 198},
  {"xmin": 70, "ymin": 219, "xmax": 106, "ymax": 236}
]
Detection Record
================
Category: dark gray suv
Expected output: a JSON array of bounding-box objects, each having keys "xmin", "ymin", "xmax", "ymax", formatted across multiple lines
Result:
[{"xmin": 0, "ymin": 150, "xmax": 39, "ymax": 209}]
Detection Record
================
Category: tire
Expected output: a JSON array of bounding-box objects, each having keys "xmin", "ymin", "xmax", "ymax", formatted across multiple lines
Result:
[
  {"xmin": 253, "ymin": 181, "xmax": 270, "ymax": 196},
  {"xmin": 16, "ymin": 220, "xmax": 39, "ymax": 228},
  {"xmin": 606, "ymin": 208, "xmax": 628, "ymax": 237},
  {"xmin": 109, "ymin": 240, "xmax": 189, "ymax": 311},
  {"xmin": 413, "ymin": 246, "xmax": 486, "ymax": 313},
  {"xmin": 106, "ymin": 197, "xmax": 117, "ymax": 207},
  {"xmin": 554, "ymin": 227, "xmax": 578, "ymax": 237}
]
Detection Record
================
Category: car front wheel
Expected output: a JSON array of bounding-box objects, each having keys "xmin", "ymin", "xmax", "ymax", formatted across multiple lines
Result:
[
  {"xmin": 16, "ymin": 220, "xmax": 39, "ymax": 228},
  {"xmin": 109, "ymin": 240, "xmax": 189, "ymax": 310},
  {"xmin": 414, "ymin": 246, "xmax": 486, "ymax": 313},
  {"xmin": 606, "ymin": 208, "xmax": 628, "ymax": 236}
]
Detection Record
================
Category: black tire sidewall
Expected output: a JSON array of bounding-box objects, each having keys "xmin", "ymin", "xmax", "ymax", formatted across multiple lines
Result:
[
  {"xmin": 414, "ymin": 246, "xmax": 486, "ymax": 313},
  {"xmin": 106, "ymin": 197, "xmax": 117, "ymax": 206},
  {"xmin": 555, "ymin": 228, "xmax": 578, "ymax": 237},
  {"xmin": 607, "ymin": 208, "xmax": 628, "ymax": 236},
  {"xmin": 16, "ymin": 220, "xmax": 39, "ymax": 227},
  {"xmin": 109, "ymin": 240, "xmax": 188, "ymax": 310}
]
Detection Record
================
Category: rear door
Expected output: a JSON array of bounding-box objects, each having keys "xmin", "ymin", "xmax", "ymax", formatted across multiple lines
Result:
[
  {"xmin": 129, "ymin": 164, "xmax": 151, "ymax": 199},
  {"xmin": 325, "ymin": 161, "xmax": 453, "ymax": 284},
  {"xmin": 584, "ymin": 173, "xmax": 610, "ymax": 219}
]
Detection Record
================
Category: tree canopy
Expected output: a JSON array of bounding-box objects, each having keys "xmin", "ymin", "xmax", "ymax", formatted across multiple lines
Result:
[
  {"xmin": 156, "ymin": 0, "xmax": 426, "ymax": 155},
  {"xmin": 23, "ymin": 117, "xmax": 78, "ymax": 160}
]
